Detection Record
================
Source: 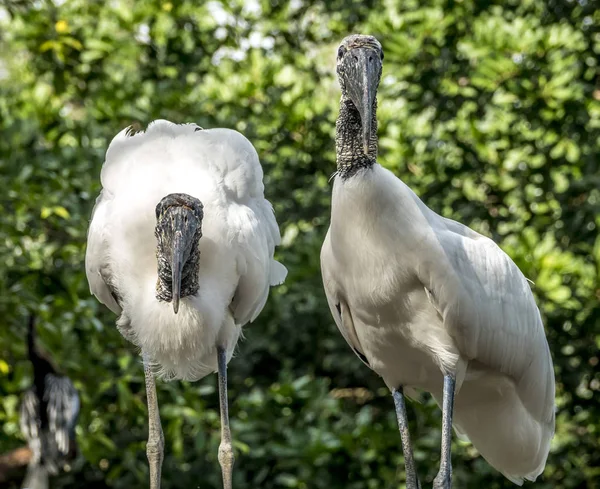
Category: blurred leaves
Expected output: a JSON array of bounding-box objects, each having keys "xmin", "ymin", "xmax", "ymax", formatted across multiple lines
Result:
[{"xmin": 0, "ymin": 0, "xmax": 599, "ymax": 488}]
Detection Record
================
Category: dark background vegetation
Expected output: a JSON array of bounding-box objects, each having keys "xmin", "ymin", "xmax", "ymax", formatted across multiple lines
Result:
[{"xmin": 0, "ymin": 0, "xmax": 598, "ymax": 487}]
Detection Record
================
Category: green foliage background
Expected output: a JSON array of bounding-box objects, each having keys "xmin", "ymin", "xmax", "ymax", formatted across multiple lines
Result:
[{"xmin": 0, "ymin": 0, "xmax": 598, "ymax": 488}]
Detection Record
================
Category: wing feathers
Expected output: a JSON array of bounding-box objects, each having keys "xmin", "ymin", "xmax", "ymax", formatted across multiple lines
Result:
[
  {"xmin": 419, "ymin": 219, "xmax": 555, "ymax": 423},
  {"xmin": 229, "ymin": 202, "xmax": 286, "ymax": 325},
  {"xmin": 85, "ymin": 191, "xmax": 121, "ymax": 315},
  {"xmin": 321, "ymin": 233, "xmax": 371, "ymax": 369}
]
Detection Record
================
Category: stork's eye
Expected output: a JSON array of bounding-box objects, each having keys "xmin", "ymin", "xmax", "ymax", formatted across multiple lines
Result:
[
  {"xmin": 337, "ymin": 46, "xmax": 346, "ymax": 59},
  {"xmin": 380, "ymin": 51, "xmax": 384, "ymax": 60}
]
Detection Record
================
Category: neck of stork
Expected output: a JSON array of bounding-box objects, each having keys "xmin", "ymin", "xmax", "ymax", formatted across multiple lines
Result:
[
  {"xmin": 154, "ymin": 194, "xmax": 204, "ymax": 312},
  {"xmin": 335, "ymin": 96, "xmax": 378, "ymax": 179}
]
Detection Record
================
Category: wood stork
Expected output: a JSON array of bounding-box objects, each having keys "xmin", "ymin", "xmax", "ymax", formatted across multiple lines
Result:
[
  {"xmin": 85, "ymin": 120, "xmax": 287, "ymax": 489},
  {"xmin": 320, "ymin": 35, "xmax": 555, "ymax": 488},
  {"xmin": 20, "ymin": 315, "xmax": 79, "ymax": 489}
]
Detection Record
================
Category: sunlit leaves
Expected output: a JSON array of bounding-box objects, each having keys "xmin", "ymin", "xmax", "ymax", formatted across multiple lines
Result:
[{"xmin": 0, "ymin": 0, "xmax": 598, "ymax": 488}]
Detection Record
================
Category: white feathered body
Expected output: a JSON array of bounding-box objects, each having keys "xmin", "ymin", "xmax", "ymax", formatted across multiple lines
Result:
[
  {"xmin": 86, "ymin": 120, "xmax": 286, "ymax": 381},
  {"xmin": 321, "ymin": 164, "xmax": 555, "ymax": 484}
]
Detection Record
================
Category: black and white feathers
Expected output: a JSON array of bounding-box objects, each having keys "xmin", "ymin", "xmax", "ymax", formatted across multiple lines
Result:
[{"xmin": 19, "ymin": 316, "xmax": 79, "ymax": 485}]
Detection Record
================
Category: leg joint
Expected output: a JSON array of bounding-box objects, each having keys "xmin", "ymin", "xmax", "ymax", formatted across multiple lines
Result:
[
  {"xmin": 147, "ymin": 437, "xmax": 164, "ymax": 460},
  {"xmin": 218, "ymin": 441, "xmax": 235, "ymax": 468}
]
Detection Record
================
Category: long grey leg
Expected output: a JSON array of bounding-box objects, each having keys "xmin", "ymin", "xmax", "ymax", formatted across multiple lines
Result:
[
  {"xmin": 433, "ymin": 375, "xmax": 456, "ymax": 489},
  {"xmin": 217, "ymin": 346, "xmax": 234, "ymax": 489},
  {"xmin": 143, "ymin": 353, "xmax": 164, "ymax": 489},
  {"xmin": 392, "ymin": 387, "xmax": 421, "ymax": 489}
]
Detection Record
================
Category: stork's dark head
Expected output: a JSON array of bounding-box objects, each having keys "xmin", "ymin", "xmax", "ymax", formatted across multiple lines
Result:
[
  {"xmin": 154, "ymin": 193, "xmax": 203, "ymax": 313},
  {"xmin": 336, "ymin": 34, "xmax": 383, "ymax": 154}
]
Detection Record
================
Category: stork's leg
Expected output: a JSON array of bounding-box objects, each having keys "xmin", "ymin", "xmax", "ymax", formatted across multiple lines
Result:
[
  {"xmin": 433, "ymin": 375, "xmax": 456, "ymax": 489},
  {"xmin": 392, "ymin": 387, "xmax": 421, "ymax": 489},
  {"xmin": 217, "ymin": 345, "xmax": 234, "ymax": 489},
  {"xmin": 143, "ymin": 353, "xmax": 164, "ymax": 489}
]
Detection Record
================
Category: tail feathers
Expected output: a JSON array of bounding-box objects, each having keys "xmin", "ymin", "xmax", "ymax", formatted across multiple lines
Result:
[
  {"xmin": 453, "ymin": 424, "xmax": 470, "ymax": 443},
  {"xmin": 21, "ymin": 463, "xmax": 49, "ymax": 489},
  {"xmin": 439, "ymin": 373, "xmax": 553, "ymax": 486},
  {"xmin": 269, "ymin": 260, "xmax": 287, "ymax": 286}
]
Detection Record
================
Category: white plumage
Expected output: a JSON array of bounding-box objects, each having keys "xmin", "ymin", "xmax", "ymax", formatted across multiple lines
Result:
[
  {"xmin": 85, "ymin": 119, "xmax": 286, "ymax": 489},
  {"xmin": 321, "ymin": 166, "xmax": 555, "ymax": 484},
  {"xmin": 86, "ymin": 120, "xmax": 286, "ymax": 380},
  {"xmin": 323, "ymin": 34, "xmax": 555, "ymax": 488}
]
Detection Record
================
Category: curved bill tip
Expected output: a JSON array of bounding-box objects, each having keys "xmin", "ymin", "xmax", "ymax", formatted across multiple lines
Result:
[{"xmin": 172, "ymin": 292, "xmax": 180, "ymax": 314}]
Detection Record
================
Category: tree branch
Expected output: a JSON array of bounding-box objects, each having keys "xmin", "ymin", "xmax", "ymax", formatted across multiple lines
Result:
[{"xmin": 0, "ymin": 446, "xmax": 32, "ymax": 483}]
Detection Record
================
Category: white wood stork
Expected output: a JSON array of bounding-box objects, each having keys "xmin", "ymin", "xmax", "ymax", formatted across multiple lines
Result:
[
  {"xmin": 85, "ymin": 120, "xmax": 287, "ymax": 489},
  {"xmin": 320, "ymin": 35, "xmax": 555, "ymax": 488},
  {"xmin": 20, "ymin": 315, "xmax": 79, "ymax": 489}
]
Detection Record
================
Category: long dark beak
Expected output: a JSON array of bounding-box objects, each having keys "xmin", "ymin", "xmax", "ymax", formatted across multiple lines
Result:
[
  {"xmin": 170, "ymin": 210, "xmax": 196, "ymax": 314},
  {"xmin": 171, "ymin": 232, "xmax": 184, "ymax": 314},
  {"xmin": 343, "ymin": 48, "xmax": 381, "ymax": 154}
]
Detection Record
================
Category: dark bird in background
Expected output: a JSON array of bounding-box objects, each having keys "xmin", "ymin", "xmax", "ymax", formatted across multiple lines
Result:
[{"xmin": 19, "ymin": 315, "xmax": 80, "ymax": 489}]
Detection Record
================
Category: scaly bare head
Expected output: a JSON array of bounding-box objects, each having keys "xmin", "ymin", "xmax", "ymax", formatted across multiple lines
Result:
[
  {"xmin": 336, "ymin": 35, "xmax": 384, "ymax": 154},
  {"xmin": 155, "ymin": 193, "xmax": 203, "ymax": 313}
]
